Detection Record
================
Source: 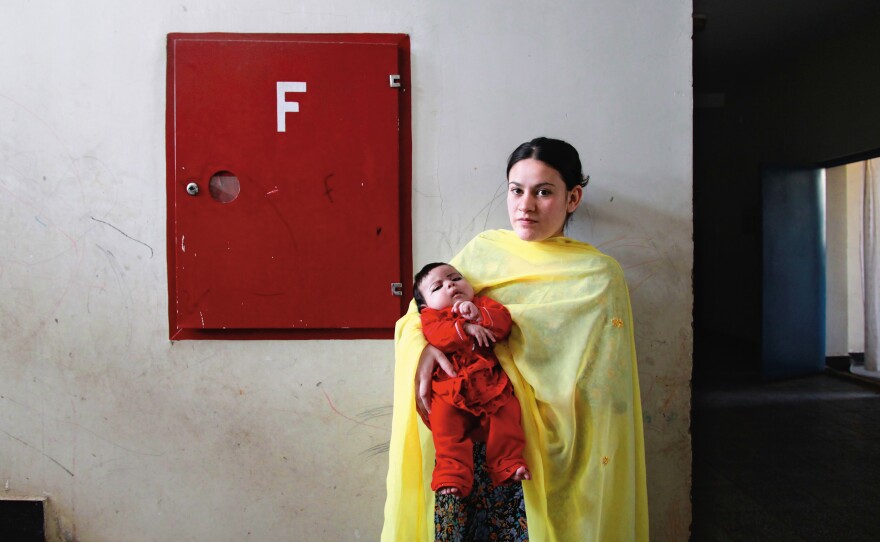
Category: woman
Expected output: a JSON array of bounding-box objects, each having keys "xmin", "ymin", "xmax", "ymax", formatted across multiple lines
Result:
[{"xmin": 382, "ymin": 137, "xmax": 648, "ymax": 541}]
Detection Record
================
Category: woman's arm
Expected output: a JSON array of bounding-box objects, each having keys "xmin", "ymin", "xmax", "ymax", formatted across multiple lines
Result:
[
  {"xmin": 415, "ymin": 310, "xmax": 463, "ymax": 416},
  {"xmin": 415, "ymin": 344, "xmax": 455, "ymax": 416}
]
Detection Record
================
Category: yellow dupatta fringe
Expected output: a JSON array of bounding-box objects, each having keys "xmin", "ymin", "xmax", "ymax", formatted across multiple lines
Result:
[{"xmin": 382, "ymin": 230, "xmax": 648, "ymax": 541}]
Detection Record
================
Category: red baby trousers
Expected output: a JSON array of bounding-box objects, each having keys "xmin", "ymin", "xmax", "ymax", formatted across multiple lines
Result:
[{"xmin": 429, "ymin": 392, "xmax": 526, "ymax": 497}]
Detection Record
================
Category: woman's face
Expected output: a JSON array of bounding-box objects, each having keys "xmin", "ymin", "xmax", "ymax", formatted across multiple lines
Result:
[{"xmin": 507, "ymin": 158, "xmax": 582, "ymax": 241}]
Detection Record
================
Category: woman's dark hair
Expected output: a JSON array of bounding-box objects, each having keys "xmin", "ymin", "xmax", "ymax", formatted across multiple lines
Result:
[
  {"xmin": 412, "ymin": 262, "xmax": 448, "ymax": 311},
  {"xmin": 506, "ymin": 137, "xmax": 589, "ymax": 190}
]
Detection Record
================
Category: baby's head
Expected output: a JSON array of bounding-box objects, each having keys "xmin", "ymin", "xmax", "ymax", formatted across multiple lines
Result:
[{"xmin": 413, "ymin": 262, "xmax": 475, "ymax": 312}]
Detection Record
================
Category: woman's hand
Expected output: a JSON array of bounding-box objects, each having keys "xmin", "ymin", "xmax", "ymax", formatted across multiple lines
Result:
[{"xmin": 415, "ymin": 344, "xmax": 455, "ymax": 416}]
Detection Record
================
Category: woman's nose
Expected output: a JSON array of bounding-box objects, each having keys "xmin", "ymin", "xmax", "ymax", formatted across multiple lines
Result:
[{"xmin": 519, "ymin": 194, "xmax": 535, "ymax": 211}]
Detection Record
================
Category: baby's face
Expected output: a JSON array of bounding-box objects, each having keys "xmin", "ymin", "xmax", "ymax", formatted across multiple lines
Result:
[{"xmin": 418, "ymin": 264, "xmax": 475, "ymax": 311}]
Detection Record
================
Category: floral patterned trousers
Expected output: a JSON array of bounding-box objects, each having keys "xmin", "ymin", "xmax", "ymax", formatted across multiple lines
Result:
[{"xmin": 434, "ymin": 442, "xmax": 529, "ymax": 541}]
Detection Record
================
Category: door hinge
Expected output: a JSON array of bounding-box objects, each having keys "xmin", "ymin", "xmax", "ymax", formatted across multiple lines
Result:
[
  {"xmin": 391, "ymin": 282, "xmax": 403, "ymax": 296},
  {"xmin": 389, "ymin": 75, "xmax": 401, "ymax": 88}
]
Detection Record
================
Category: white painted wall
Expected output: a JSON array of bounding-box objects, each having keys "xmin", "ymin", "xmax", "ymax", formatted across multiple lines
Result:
[
  {"xmin": 0, "ymin": 1, "xmax": 693, "ymax": 540},
  {"xmin": 847, "ymin": 162, "xmax": 866, "ymax": 353},
  {"xmin": 827, "ymin": 162, "xmax": 868, "ymax": 357},
  {"xmin": 826, "ymin": 165, "xmax": 849, "ymax": 356}
]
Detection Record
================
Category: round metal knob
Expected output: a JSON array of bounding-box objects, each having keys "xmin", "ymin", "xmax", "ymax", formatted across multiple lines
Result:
[{"xmin": 186, "ymin": 182, "xmax": 200, "ymax": 196}]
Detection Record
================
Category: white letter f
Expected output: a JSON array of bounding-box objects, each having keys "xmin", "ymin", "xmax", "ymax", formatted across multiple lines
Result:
[{"xmin": 277, "ymin": 81, "xmax": 307, "ymax": 132}]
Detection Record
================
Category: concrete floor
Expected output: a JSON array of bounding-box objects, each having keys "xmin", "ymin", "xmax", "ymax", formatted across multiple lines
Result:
[{"xmin": 691, "ymin": 373, "xmax": 880, "ymax": 541}]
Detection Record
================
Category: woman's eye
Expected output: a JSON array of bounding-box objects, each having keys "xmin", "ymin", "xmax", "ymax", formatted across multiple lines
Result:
[
  {"xmin": 509, "ymin": 187, "xmax": 522, "ymax": 195},
  {"xmin": 538, "ymin": 189, "xmax": 552, "ymax": 196}
]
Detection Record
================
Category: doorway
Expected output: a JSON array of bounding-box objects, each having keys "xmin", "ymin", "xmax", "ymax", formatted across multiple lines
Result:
[{"xmin": 825, "ymin": 156, "xmax": 879, "ymax": 382}]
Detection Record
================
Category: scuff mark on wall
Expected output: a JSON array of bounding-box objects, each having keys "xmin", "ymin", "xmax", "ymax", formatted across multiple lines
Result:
[
  {"xmin": 321, "ymin": 390, "xmax": 386, "ymax": 431},
  {"xmin": 89, "ymin": 216, "xmax": 154, "ymax": 258},
  {"xmin": 356, "ymin": 404, "xmax": 392, "ymax": 422},
  {"xmin": 0, "ymin": 427, "xmax": 74, "ymax": 477},
  {"xmin": 436, "ymin": 183, "xmax": 508, "ymax": 255},
  {"xmin": 323, "ymin": 173, "xmax": 335, "ymax": 203},
  {"xmin": 60, "ymin": 419, "xmax": 167, "ymax": 458},
  {"xmin": 358, "ymin": 441, "xmax": 390, "ymax": 458}
]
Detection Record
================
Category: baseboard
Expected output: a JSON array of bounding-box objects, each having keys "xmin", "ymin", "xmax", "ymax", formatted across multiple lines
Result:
[{"xmin": 825, "ymin": 356, "xmax": 851, "ymax": 371}]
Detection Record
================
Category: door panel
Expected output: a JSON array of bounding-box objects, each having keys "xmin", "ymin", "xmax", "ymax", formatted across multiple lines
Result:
[
  {"xmin": 167, "ymin": 34, "xmax": 410, "ymax": 337},
  {"xmin": 761, "ymin": 165, "xmax": 826, "ymax": 379}
]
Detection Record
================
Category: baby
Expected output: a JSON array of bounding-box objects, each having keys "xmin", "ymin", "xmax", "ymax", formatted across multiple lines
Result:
[{"xmin": 414, "ymin": 262, "xmax": 530, "ymax": 496}]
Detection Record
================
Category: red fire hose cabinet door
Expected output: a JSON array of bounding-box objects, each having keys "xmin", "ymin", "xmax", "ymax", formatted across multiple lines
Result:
[{"xmin": 166, "ymin": 33, "xmax": 412, "ymax": 339}]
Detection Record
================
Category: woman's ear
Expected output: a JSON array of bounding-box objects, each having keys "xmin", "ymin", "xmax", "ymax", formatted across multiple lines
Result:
[{"xmin": 567, "ymin": 185, "xmax": 584, "ymax": 213}]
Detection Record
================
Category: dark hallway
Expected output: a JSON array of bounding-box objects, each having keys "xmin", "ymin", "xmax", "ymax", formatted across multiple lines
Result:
[{"xmin": 693, "ymin": 2, "xmax": 880, "ymax": 538}]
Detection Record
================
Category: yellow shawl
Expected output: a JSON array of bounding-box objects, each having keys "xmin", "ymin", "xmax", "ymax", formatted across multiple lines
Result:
[{"xmin": 382, "ymin": 230, "xmax": 648, "ymax": 541}]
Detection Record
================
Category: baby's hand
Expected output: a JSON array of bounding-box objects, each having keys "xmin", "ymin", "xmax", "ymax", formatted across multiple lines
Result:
[
  {"xmin": 453, "ymin": 300, "xmax": 480, "ymax": 321},
  {"xmin": 464, "ymin": 323, "xmax": 496, "ymax": 348}
]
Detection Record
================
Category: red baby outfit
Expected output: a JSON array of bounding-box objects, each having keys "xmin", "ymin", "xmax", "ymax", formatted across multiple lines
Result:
[{"xmin": 420, "ymin": 295, "xmax": 527, "ymax": 497}]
